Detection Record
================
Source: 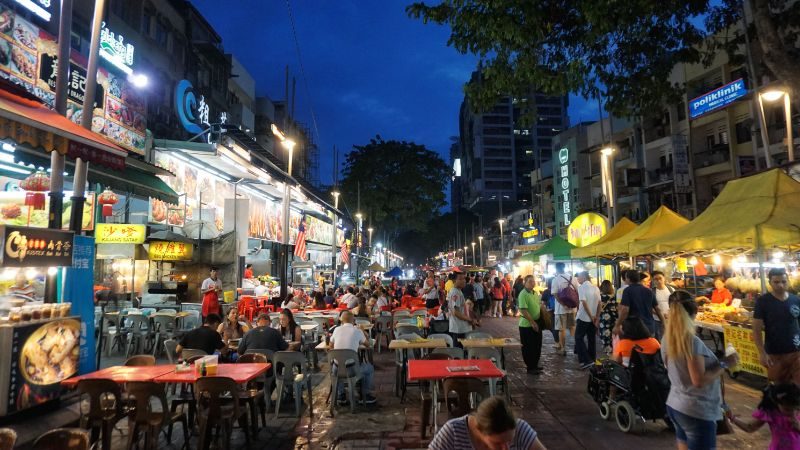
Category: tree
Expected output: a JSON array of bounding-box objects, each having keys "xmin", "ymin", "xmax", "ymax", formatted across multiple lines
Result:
[
  {"xmin": 407, "ymin": 0, "xmax": 800, "ymax": 119},
  {"xmin": 394, "ymin": 208, "xmax": 481, "ymax": 263},
  {"xmin": 339, "ymin": 136, "xmax": 450, "ymax": 243}
]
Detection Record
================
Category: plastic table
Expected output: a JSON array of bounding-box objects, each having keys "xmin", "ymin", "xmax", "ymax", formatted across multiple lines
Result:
[
  {"xmin": 153, "ymin": 363, "xmax": 270, "ymax": 384},
  {"xmin": 62, "ymin": 365, "xmax": 177, "ymax": 388},
  {"xmin": 388, "ymin": 338, "xmax": 448, "ymax": 399},
  {"xmin": 408, "ymin": 359, "xmax": 504, "ymax": 431}
]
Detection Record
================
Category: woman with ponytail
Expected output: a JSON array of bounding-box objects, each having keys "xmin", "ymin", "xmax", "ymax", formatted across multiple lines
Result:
[{"xmin": 662, "ymin": 290, "xmax": 739, "ymax": 450}]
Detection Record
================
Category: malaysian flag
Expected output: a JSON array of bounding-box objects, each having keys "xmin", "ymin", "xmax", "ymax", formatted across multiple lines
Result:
[
  {"xmin": 340, "ymin": 240, "xmax": 350, "ymax": 266},
  {"xmin": 294, "ymin": 215, "xmax": 307, "ymax": 261}
]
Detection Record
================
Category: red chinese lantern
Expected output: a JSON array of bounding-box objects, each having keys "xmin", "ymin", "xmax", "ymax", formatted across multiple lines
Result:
[
  {"xmin": 97, "ymin": 188, "xmax": 119, "ymax": 217},
  {"xmin": 19, "ymin": 171, "xmax": 49, "ymax": 210}
]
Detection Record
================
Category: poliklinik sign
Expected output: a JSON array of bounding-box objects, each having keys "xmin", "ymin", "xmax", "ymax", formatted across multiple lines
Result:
[{"xmin": 689, "ymin": 78, "xmax": 746, "ymax": 119}]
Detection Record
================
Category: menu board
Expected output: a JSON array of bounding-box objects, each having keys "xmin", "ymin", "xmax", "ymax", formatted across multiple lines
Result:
[
  {"xmin": 0, "ymin": 225, "xmax": 74, "ymax": 267},
  {"xmin": 0, "ymin": 3, "xmax": 146, "ymax": 154},
  {"xmin": 0, "ymin": 178, "xmax": 95, "ymax": 230}
]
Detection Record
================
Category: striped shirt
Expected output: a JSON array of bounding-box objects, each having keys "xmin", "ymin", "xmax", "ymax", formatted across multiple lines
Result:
[{"xmin": 428, "ymin": 415, "xmax": 537, "ymax": 450}]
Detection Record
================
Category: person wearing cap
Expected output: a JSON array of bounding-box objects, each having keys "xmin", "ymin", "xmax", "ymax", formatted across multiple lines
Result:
[{"xmin": 238, "ymin": 312, "xmax": 288, "ymax": 355}]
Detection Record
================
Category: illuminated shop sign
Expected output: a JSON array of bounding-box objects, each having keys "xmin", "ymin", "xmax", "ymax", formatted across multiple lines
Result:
[
  {"xmin": 95, "ymin": 223, "xmax": 146, "ymax": 244},
  {"xmin": 567, "ymin": 213, "xmax": 607, "ymax": 247},
  {"xmin": 14, "ymin": 0, "xmax": 52, "ymax": 21},
  {"xmin": 99, "ymin": 22, "xmax": 135, "ymax": 75},
  {"xmin": 689, "ymin": 78, "xmax": 746, "ymax": 119},
  {"xmin": 558, "ymin": 147, "xmax": 571, "ymax": 226}
]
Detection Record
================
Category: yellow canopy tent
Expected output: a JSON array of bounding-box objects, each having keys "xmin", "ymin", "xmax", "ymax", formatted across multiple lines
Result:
[
  {"xmin": 630, "ymin": 169, "xmax": 800, "ymax": 255},
  {"xmin": 571, "ymin": 217, "xmax": 637, "ymax": 258},
  {"xmin": 572, "ymin": 206, "xmax": 689, "ymax": 258}
]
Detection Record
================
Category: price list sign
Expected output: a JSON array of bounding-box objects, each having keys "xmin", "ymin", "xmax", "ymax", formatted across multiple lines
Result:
[{"xmin": 723, "ymin": 325, "xmax": 767, "ymax": 377}]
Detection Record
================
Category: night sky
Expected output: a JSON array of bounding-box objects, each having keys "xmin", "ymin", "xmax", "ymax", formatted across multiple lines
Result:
[{"xmin": 192, "ymin": 1, "xmax": 596, "ymax": 187}]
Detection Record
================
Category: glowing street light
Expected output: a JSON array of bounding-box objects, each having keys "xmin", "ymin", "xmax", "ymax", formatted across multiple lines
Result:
[
  {"xmin": 471, "ymin": 242, "xmax": 476, "ymax": 266},
  {"xmin": 758, "ymin": 87, "xmax": 794, "ymax": 163},
  {"xmin": 498, "ymin": 219, "xmax": 506, "ymax": 261},
  {"xmin": 478, "ymin": 236, "xmax": 484, "ymax": 267},
  {"xmin": 600, "ymin": 146, "xmax": 616, "ymax": 224}
]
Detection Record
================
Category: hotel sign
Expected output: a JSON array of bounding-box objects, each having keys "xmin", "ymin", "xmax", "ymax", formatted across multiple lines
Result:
[{"xmin": 689, "ymin": 78, "xmax": 746, "ymax": 119}]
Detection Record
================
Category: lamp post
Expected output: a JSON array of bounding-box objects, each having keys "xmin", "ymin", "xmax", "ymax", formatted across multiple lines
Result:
[
  {"xmin": 355, "ymin": 213, "xmax": 363, "ymax": 281},
  {"xmin": 368, "ymin": 227, "xmax": 374, "ymax": 253},
  {"xmin": 478, "ymin": 236, "xmax": 484, "ymax": 267},
  {"xmin": 498, "ymin": 219, "xmax": 505, "ymax": 262},
  {"xmin": 758, "ymin": 87, "xmax": 794, "ymax": 163},
  {"xmin": 463, "ymin": 246, "xmax": 468, "ymax": 265},
  {"xmin": 600, "ymin": 146, "xmax": 616, "ymax": 225},
  {"xmin": 471, "ymin": 242, "xmax": 476, "ymax": 266},
  {"xmin": 331, "ymin": 190, "xmax": 340, "ymax": 274},
  {"xmin": 272, "ymin": 124, "xmax": 296, "ymax": 300}
]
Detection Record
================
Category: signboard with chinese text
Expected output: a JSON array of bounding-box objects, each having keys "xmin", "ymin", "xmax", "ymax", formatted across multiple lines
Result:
[
  {"xmin": 94, "ymin": 223, "xmax": 145, "ymax": 244},
  {"xmin": 67, "ymin": 235, "xmax": 96, "ymax": 374},
  {"xmin": 723, "ymin": 325, "xmax": 766, "ymax": 377},
  {"xmin": 689, "ymin": 78, "xmax": 746, "ymax": 119},
  {"xmin": 0, "ymin": 4, "xmax": 146, "ymax": 154},
  {"xmin": 567, "ymin": 213, "xmax": 608, "ymax": 248},
  {"xmin": 0, "ymin": 225, "xmax": 73, "ymax": 267},
  {"xmin": 147, "ymin": 241, "xmax": 193, "ymax": 261}
]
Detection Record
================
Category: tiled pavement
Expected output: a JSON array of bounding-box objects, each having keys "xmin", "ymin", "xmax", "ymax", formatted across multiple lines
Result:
[{"xmin": 7, "ymin": 316, "xmax": 772, "ymax": 449}]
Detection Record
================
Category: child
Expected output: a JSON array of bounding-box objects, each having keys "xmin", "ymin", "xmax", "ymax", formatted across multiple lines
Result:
[{"xmin": 727, "ymin": 383, "xmax": 800, "ymax": 450}]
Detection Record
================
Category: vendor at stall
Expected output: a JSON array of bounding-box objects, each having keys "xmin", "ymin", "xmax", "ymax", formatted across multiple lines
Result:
[
  {"xmin": 710, "ymin": 276, "xmax": 733, "ymax": 305},
  {"xmin": 244, "ymin": 264, "xmax": 254, "ymax": 279},
  {"xmin": 254, "ymin": 280, "xmax": 269, "ymax": 297},
  {"xmin": 753, "ymin": 268, "xmax": 800, "ymax": 385},
  {"xmin": 201, "ymin": 267, "xmax": 223, "ymax": 319}
]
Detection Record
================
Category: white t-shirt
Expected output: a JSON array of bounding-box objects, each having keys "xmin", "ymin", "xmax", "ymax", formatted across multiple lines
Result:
[
  {"xmin": 577, "ymin": 281, "xmax": 601, "ymax": 323},
  {"xmin": 447, "ymin": 287, "xmax": 472, "ymax": 334},
  {"xmin": 201, "ymin": 277, "xmax": 218, "ymax": 293},
  {"xmin": 330, "ymin": 323, "xmax": 366, "ymax": 351},
  {"xmin": 654, "ymin": 287, "xmax": 672, "ymax": 321},
  {"xmin": 422, "ymin": 279, "xmax": 439, "ymax": 299},
  {"xmin": 254, "ymin": 285, "xmax": 269, "ymax": 297},
  {"xmin": 551, "ymin": 273, "xmax": 578, "ymax": 315},
  {"xmin": 616, "ymin": 283, "xmax": 628, "ymax": 303},
  {"xmin": 342, "ymin": 293, "xmax": 358, "ymax": 309}
]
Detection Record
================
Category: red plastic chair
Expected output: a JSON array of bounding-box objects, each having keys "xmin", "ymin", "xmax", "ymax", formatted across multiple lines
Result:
[{"xmin": 238, "ymin": 296, "xmax": 257, "ymax": 322}]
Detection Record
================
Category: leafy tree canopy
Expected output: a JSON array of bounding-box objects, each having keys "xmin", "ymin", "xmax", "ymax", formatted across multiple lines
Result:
[
  {"xmin": 339, "ymin": 136, "xmax": 450, "ymax": 241},
  {"xmin": 407, "ymin": 0, "xmax": 800, "ymax": 119}
]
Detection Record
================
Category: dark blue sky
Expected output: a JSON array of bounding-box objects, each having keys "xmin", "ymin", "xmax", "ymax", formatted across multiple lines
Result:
[{"xmin": 192, "ymin": 1, "xmax": 596, "ymax": 186}]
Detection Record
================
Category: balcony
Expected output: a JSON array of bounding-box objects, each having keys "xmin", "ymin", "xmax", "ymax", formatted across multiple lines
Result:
[
  {"xmin": 693, "ymin": 144, "xmax": 730, "ymax": 169},
  {"xmin": 647, "ymin": 166, "xmax": 674, "ymax": 185}
]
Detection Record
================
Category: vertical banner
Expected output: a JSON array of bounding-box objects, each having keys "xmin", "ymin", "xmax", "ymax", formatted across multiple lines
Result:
[{"xmin": 65, "ymin": 235, "xmax": 96, "ymax": 374}]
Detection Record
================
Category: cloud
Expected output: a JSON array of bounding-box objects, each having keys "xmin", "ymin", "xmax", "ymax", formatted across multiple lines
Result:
[{"xmin": 339, "ymin": 91, "xmax": 410, "ymax": 123}]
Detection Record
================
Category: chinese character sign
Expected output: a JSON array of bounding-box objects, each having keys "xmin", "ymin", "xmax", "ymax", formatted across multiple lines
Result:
[
  {"xmin": 148, "ymin": 241, "xmax": 193, "ymax": 261},
  {"xmin": 723, "ymin": 325, "xmax": 767, "ymax": 377},
  {"xmin": 95, "ymin": 224, "xmax": 146, "ymax": 244},
  {"xmin": 65, "ymin": 235, "xmax": 96, "ymax": 374}
]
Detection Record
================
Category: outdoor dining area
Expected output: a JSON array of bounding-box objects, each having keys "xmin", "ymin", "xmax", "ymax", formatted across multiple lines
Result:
[{"xmin": 0, "ymin": 294, "xmax": 523, "ymax": 450}]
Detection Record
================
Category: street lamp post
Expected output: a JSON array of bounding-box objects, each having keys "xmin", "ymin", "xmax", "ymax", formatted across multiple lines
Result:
[
  {"xmin": 368, "ymin": 227, "xmax": 374, "ymax": 254},
  {"xmin": 758, "ymin": 88, "xmax": 794, "ymax": 163},
  {"xmin": 478, "ymin": 236, "xmax": 484, "ymax": 267},
  {"xmin": 273, "ymin": 124, "xmax": 296, "ymax": 300},
  {"xmin": 471, "ymin": 242, "xmax": 476, "ymax": 266},
  {"xmin": 463, "ymin": 246, "xmax": 468, "ymax": 265},
  {"xmin": 498, "ymin": 219, "xmax": 505, "ymax": 262},
  {"xmin": 600, "ymin": 146, "xmax": 616, "ymax": 225},
  {"xmin": 331, "ymin": 190, "xmax": 340, "ymax": 275},
  {"xmin": 355, "ymin": 213, "xmax": 363, "ymax": 281}
]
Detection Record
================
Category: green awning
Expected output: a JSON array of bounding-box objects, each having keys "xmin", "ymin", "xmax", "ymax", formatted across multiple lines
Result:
[
  {"xmin": 519, "ymin": 235, "xmax": 576, "ymax": 262},
  {"xmin": 14, "ymin": 148, "xmax": 178, "ymax": 204}
]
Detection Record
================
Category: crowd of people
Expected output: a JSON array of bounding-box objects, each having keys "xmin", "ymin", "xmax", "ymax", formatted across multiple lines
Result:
[{"xmin": 186, "ymin": 263, "xmax": 800, "ymax": 449}]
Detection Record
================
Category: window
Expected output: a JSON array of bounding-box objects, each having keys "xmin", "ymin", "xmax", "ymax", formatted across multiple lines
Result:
[
  {"xmin": 156, "ymin": 21, "xmax": 168, "ymax": 46},
  {"xmin": 484, "ymin": 127, "xmax": 510, "ymax": 136},
  {"xmin": 735, "ymin": 121, "xmax": 752, "ymax": 144},
  {"xmin": 483, "ymin": 137, "xmax": 512, "ymax": 146},
  {"xmin": 484, "ymin": 116, "xmax": 510, "ymax": 125}
]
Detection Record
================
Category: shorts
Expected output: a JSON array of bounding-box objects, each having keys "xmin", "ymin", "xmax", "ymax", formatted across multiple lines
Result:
[
  {"xmin": 555, "ymin": 312, "xmax": 576, "ymax": 331},
  {"xmin": 667, "ymin": 406, "xmax": 717, "ymax": 450},
  {"xmin": 767, "ymin": 351, "xmax": 800, "ymax": 385}
]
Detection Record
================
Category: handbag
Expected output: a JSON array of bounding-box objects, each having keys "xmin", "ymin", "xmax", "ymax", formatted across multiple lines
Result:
[
  {"xmin": 716, "ymin": 375, "xmax": 734, "ymax": 435},
  {"xmin": 539, "ymin": 306, "xmax": 553, "ymax": 330}
]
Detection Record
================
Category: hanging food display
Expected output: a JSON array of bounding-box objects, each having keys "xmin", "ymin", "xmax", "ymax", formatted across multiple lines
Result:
[
  {"xmin": 97, "ymin": 189, "xmax": 118, "ymax": 217},
  {"xmin": 19, "ymin": 171, "xmax": 49, "ymax": 211}
]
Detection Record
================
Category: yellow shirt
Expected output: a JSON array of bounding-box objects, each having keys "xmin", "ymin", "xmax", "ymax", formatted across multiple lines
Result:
[{"xmin": 445, "ymin": 279, "xmax": 454, "ymax": 295}]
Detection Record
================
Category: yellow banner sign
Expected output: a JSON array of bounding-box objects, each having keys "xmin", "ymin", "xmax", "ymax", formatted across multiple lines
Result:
[
  {"xmin": 95, "ymin": 224, "xmax": 146, "ymax": 244},
  {"xmin": 723, "ymin": 325, "xmax": 767, "ymax": 377},
  {"xmin": 567, "ymin": 213, "xmax": 608, "ymax": 248},
  {"xmin": 522, "ymin": 229, "xmax": 539, "ymax": 239},
  {"xmin": 148, "ymin": 241, "xmax": 193, "ymax": 261}
]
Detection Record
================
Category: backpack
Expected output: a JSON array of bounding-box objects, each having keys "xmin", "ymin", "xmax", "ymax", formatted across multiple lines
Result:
[{"xmin": 555, "ymin": 275, "xmax": 580, "ymax": 309}]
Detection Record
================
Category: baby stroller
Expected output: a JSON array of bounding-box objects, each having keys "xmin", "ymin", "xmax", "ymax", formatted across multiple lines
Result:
[{"xmin": 587, "ymin": 347, "xmax": 671, "ymax": 432}]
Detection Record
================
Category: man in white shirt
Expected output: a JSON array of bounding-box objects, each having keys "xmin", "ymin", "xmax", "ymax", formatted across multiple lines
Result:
[
  {"xmin": 421, "ymin": 275, "xmax": 440, "ymax": 309},
  {"xmin": 253, "ymin": 280, "xmax": 269, "ymax": 297},
  {"xmin": 447, "ymin": 272, "xmax": 476, "ymax": 347},
  {"xmin": 575, "ymin": 271, "xmax": 601, "ymax": 369},
  {"xmin": 330, "ymin": 311, "xmax": 376, "ymax": 404},
  {"xmin": 551, "ymin": 262, "xmax": 579, "ymax": 356},
  {"xmin": 651, "ymin": 271, "xmax": 674, "ymax": 340},
  {"xmin": 341, "ymin": 286, "xmax": 358, "ymax": 309}
]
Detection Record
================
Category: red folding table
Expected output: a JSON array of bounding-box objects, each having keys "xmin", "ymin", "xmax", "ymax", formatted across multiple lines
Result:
[
  {"xmin": 62, "ymin": 365, "xmax": 177, "ymax": 388},
  {"xmin": 153, "ymin": 363, "xmax": 270, "ymax": 384},
  {"xmin": 407, "ymin": 359, "xmax": 504, "ymax": 431}
]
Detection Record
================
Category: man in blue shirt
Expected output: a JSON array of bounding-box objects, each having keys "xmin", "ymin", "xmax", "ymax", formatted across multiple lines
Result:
[
  {"xmin": 753, "ymin": 268, "xmax": 800, "ymax": 384},
  {"xmin": 614, "ymin": 270, "xmax": 665, "ymax": 337}
]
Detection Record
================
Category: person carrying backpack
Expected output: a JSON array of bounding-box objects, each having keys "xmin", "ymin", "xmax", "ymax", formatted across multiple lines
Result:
[{"xmin": 551, "ymin": 262, "xmax": 579, "ymax": 356}]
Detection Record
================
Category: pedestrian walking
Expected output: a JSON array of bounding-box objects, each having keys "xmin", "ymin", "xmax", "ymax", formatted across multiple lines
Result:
[
  {"xmin": 490, "ymin": 277, "xmax": 505, "ymax": 318},
  {"xmin": 663, "ymin": 290, "xmax": 739, "ymax": 450},
  {"xmin": 502, "ymin": 273, "xmax": 514, "ymax": 316},
  {"xmin": 518, "ymin": 275, "xmax": 543, "ymax": 374},
  {"xmin": 448, "ymin": 272, "xmax": 476, "ymax": 347},
  {"xmin": 727, "ymin": 383, "xmax": 800, "ymax": 450},
  {"xmin": 753, "ymin": 268, "xmax": 800, "ymax": 384},
  {"xmin": 473, "ymin": 275, "xmax": 486, "ymax": 316},
  {"xmin": 551, "ymin": 262, "xmax": 578, "ymax": 356},
  {"xmin": 575, "ymin": 271, "xmax": 601, "ymax": 369},
  {"xmin": 614, "ymin": 270, "xmax": 664, "ymax": 337},
  {"xmin": 598, "ymin": 280, "xmax": 617, "ymax": 354},
  {"xmin": 652, "ymin": 270, "xmax": 674, "ymax": 340}
]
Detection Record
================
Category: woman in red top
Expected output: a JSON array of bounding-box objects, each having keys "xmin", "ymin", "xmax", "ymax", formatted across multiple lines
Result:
[{"xmin": 710, "ymin": 277, "xmax": 733, "ymax": 305}]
